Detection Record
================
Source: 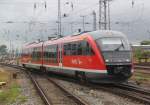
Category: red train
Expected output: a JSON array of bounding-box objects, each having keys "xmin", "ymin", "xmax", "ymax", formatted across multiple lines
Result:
[{"xmin": 21, "ymin": 30, "xmax": 133, "ymax": 83}]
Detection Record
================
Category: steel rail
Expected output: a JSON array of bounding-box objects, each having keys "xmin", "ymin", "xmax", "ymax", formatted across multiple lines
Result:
[
  {"xmin": 1, "ymin": 63, "xmax": 89, "ymax": 105},
  {"xmin": 117, "ymin": 83, "xmax": 150, "ymax": 95},
  {"xmin": 113, "ymin": 83, "xmax": 150, "ymax": 103},
  {"xmin": 1, "ymin": 63, "xmax": 150, "ymax": 104},
  {"xmin": 27, "ymin": 72, "xmax": 52, "ymax": 105},
  {"xmin": 134, "ymin": 65, "xmax": 150, "ymax": 70},
  {"xmin": 0, "ymin": 63, "xmax": 52, "ymax": 105},
  {"xmin": 47, "ymin": 77, "xmax": 89, "ymax": 105},
  {"xmin": 89, "ymin": 83, "xmax": 150, "ymax": 104}
]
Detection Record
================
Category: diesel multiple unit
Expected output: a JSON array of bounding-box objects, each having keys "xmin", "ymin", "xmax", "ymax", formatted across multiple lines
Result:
[{"xmin": 21, "ymin": 30, "xmax": 133, "ymax": 83}]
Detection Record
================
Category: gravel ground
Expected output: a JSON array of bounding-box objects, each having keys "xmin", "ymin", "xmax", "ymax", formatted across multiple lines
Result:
[
  {"xmin": 0, "ymin": 65, "xmax": 147, "ymax": 105},
  {"xmin": 35, "ymin": 74, "xmax": 80, "ymax": 105},
  {"xmin": 1, "ymin": 66, "xmax": 44, "ymax": 105},
  {"xmin": 13, "ymin": 71, "xmax": 44, "ymax": 105},
  {"xmin": 53, "ymin": 78, "xmax": 145, "ymax": 105}
]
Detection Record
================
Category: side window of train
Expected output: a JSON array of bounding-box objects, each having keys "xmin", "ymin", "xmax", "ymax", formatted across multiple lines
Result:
[
  {"xmin": 72, "ymin": 43, "xmax": 77, "ymax": 55},
  {"xmin": 44, "ymin": 47, "xmax": 48, "ymax": 61},
  {"xmin": 64, "ymin": 44, "xmax": 71, "ymax": 55},
  {"xmin": 44, "ymin": 45, "xmax": 58, "ymax": 63},
  {"xmin": 84, "ymin": 41, "xmax": 95, "ymax": 55},
  {"xmin": 78, "ymin": 40, "xmax": 94, "ymax": 55},
  {"xmin": 64, "ymin": 40, "xmax": 94, "ymax": 56},
  {"xmin": 33, "ymin": 47, "xmax": 37, "ymax": 61},
  {"xmin": 77, "ymin": 42, "xmax": 82, "ymax": 55},
  {"xmin": 32, "ymin": 47, "xmax": 41, "ymax": 61}
]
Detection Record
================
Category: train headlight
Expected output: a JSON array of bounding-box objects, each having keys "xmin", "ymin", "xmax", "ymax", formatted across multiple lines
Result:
[
  {"xmin": 126, "ymin": 59, "xmax": 130, "ymax": 62},
  {"xmin": 105, "ymin": 59, "xmax": 109, "ymax": 62}
]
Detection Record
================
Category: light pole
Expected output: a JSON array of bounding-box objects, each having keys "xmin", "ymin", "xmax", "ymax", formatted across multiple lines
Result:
[
  {"xmin": 93, "ymin": 11, "xmax": 97, "ymax": 31},
  {"xmin": 58, "ymin": 0, "xmax": 62, "ymax": 37},
  {"xmin": 80, "ymin": 16, "xmax": 86, "ymax": 32}
]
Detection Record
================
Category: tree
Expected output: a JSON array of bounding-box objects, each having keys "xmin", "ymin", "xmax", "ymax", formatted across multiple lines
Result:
[
  {"xmin": 140, "ymin": 40, "xmax": 150, "ymax": 45},
  {"xmin": 0, "ymin": 45, "xmax": 7, "ymax": 55},
  {"xmin": 141, "ymin": 51, "xmax": 150, "ymax": 62},
  {"xmin": 134, "ymin": 48, "xmax": 142, "ymax": 62}
]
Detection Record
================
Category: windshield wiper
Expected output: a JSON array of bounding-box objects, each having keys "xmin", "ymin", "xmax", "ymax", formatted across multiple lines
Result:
[{"xmin": 114, "ymin": 40, "xmax": 124, "ymax": 51}]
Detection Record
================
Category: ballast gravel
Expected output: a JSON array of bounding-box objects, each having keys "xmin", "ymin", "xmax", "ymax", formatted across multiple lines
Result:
[
  {"xmin": 14, "ymin": 72, "xmax": 44, "ymax": 105},
  {"xmin": 54, "ymin": 78, "xmax": 144, "ymax": 105}
]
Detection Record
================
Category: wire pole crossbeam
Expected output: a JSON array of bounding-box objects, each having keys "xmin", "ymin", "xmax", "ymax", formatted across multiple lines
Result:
[{"xmin": 99, "ymin": 0, "xmax": 111, "ymax": 30}]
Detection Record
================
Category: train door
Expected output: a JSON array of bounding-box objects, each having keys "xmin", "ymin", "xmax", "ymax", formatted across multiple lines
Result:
[{"xmin": 58, "ymin": 43, "xmax": 63, "ymax": 68}]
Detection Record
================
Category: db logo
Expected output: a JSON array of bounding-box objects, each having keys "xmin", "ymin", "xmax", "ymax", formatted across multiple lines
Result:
[
  {"xmin": 71, "ymin": 59, "xmax": 82, "ymax": 65},
  {"xmin": 71, "ymin": 59, "xmax": 78, "ymax": 64}
]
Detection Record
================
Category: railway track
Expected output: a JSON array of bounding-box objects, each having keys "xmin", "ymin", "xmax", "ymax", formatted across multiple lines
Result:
[
  {"xmin": 27, "ymin": 72, "xmax": 52, "ymax": 105},
  {"xmin": 134, "ymin": 65, "xmax": 150, "ymax": 70},
  {"xmin": 1, "ymin": 63, "xmax": 150, "ymax": 104},
  {"xmin": 134, "ymin": 63, "xmax": 150, "ymax": 70},
  {"xmin": 87, "ymin": 82, "xmax": 150, "ymax": 104},
  {"xmin": 28, "ymin": 72, "xmax": 89, "ymax": 105},
  {"xmin": 113, "ymin": 83, "xmax": 150, "ymax": 104},
  {"xmin": 0, "ymin": 63, "xmax": 89, "ymax": 105}
]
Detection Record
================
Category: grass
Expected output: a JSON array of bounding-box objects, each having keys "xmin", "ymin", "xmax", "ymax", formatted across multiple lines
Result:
[
  {"xmin": 0, "ymin": 83, "xmax": 21, "ymax": 104},
  {"xmin": 0, "ymin": 71, "xmax": 27, "ymax": 104},
  {"xmin": 130, "ymin": 71, "xmax": 150, "ymax": 84}
]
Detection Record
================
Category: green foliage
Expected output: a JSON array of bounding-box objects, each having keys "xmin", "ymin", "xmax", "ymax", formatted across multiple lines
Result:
[
  {"xmin": 0, "ymin": 45, "xmax": 7, "ymax": 55},
  {"xmin": 0, "ymin": 83, "xmax": 25, "ymax": 104},
  {"xmin": 134, "ymin": 48, "xmax": 142, "ymax": 60},
  {"xmin": 134, "ymin": 48, "xmax": 150, "ymax": 62},
  {"xmin": 140, "ymin": 40, "xmax": 150, "ymax": 45},
  {"xmin": 141, "ymin": 50, "xmax": 150, "ymax": 58}
]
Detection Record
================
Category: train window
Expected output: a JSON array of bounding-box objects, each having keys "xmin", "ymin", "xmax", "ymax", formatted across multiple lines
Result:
[
  {"xmin": 64, "ymin": 45, "xmax": 67, "ymax": 55},
  {"xmin": 96, "ymin": 37, "xmax": 131, "ymax": 51},
  {"xmin": 77, "ymin": 42, "xmax": 82, "ymax": 55},
  {"xmin": 84, "ymin": 41, "xmax": 94, "ymax": 55},
  {"xmin": 32, "ymin": 47, "xmax": 41, "ymax": 61},
  {"xmin": 72, "ymin": 43, "xmax": 77, "ymax": 55},
  {"xmin": 64, "ymin": 40, "xmax": 94, "ymax": 56},
  {"xmin": 44, "ymin": 47, "xmax": 48, "ymax": 61},
  {"xmin": 44, "ymin": 45, "xmax": 58, "ymax": 63}
]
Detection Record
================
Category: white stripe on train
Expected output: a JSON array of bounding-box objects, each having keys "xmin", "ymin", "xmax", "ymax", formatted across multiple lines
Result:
[{"xmin": 23, "ymin": 63, "xmax": 107, "ymax": 73}]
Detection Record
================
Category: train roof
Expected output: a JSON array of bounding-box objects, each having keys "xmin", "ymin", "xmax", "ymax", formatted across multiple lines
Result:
[
  {"xmin": 43, "ymin": 30, "xmax": 127, "ymax": 45},
  {"xmin": 23, "ymin": 41, "xmax": 43, "ymax": 49},
  {"xmin": 23, "ymin": 30, "xmax": 127, "ymax": 48},
  {"xmin": 87, "ymin": 30, "xmax": 126, "ymax": 40}
]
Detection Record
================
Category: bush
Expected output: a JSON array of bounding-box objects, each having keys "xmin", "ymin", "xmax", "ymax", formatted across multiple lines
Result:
[
  {"xmin": 141, "ymin": 40, "xmax": 150, "ymax": 45},
  {"xmin": 134, "ymin": 49, "xmax": 150, "ymax": 62}
]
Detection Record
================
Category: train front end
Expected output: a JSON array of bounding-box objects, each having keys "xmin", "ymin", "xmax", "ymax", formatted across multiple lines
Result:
[{"xmin": 92, "ymin": 31, "xmax": 133, "ymax": 83}]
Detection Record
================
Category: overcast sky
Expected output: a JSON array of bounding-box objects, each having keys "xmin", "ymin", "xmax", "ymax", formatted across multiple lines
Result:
[{"xmin": 0, "ymin": 0, "xmax": 150, "ymax": 50}]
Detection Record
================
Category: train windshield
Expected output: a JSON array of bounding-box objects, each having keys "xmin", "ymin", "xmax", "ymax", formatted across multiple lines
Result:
[{"xmin": 96, "ymin": 37, "xmax": 130, "ymax": 51}]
